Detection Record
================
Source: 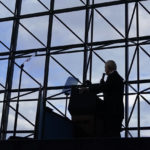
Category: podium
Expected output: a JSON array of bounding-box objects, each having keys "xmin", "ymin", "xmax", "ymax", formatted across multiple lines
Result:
[
  {"xmin": 42, "ymin": 107, "xmax": 73, "ymax": 139},
  {"xmin": 35, "ymin": 107, "xmax": 73, "ymax": 140},
  {"xmin": 68, "ymin": 86, "xmax": 105, "ymax": 137}
]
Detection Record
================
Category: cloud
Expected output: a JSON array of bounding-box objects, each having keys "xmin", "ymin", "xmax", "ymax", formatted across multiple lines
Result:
[
  {"xmin": 54, "ymin": 0, "xmax": 84, "ymax": 10},
  {"xmin": 1, "ymin": 0, "xmax": 16, "ymax": 13}
]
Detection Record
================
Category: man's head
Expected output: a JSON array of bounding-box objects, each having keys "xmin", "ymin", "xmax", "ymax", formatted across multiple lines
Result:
[{"xmin": 105, "ymin": 60, "xmax": 117, "ymax": 75}]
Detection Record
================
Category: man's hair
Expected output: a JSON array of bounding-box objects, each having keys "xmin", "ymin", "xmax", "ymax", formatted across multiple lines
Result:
[{"xmin": 105, "ymin": 60, "xmax": 117, "ymax": 71}]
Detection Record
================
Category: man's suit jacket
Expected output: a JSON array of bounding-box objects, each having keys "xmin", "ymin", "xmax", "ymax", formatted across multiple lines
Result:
[{"xmin": 90, "ymin": 71, "xmax": 124, "ymax": 119}]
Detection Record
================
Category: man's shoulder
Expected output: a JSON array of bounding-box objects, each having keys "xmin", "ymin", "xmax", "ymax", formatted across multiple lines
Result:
[{"xmin": 109, "ymin": 71, "xmax": 124, "ymax": 81}]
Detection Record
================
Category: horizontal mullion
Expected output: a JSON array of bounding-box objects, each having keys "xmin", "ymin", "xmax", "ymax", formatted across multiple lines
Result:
[
  {"xmin": 123, "ymin": 126, "xmax": 150, "ymax": 131},
  {"xmin": 1, "ymin": 130, "xmax": 34, "ymax": 133},
  {"xmin": 0, "ymin": 36, "xmax": 150, "ymax": 57},
  {"xmin": 0, "ymin": 0, "xmax": 146, "ymax": 22},
  {"xmin": 0, "ymin": 81, "xmax": 150, "ymax": 93}
]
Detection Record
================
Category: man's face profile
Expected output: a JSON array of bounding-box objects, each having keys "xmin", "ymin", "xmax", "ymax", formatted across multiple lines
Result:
[{"xmin": 105, "ymin": 64, "xmax": 110, "ymax": 75}]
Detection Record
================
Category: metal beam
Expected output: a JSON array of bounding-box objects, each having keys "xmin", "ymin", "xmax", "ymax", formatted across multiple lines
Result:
[{"xmin": 0, "ymin": 0, "xmax": 22, "ymax": 140}]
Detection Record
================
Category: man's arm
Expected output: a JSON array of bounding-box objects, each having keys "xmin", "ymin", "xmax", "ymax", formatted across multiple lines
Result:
[
  {"xmin": 89, "ymin": 83, "xmax": 102, "ymax": 94},
  {"xmin": 89, "ymin": 76, "xmax": 114, "ymax": 94}
]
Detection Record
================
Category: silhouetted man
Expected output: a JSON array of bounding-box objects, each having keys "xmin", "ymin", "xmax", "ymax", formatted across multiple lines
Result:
[{"xmin": 90, "ymin": 60, "xmax": 124, "ymax": 138}]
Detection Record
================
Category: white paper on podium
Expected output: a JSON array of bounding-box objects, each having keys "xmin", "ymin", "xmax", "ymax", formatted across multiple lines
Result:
[{"xmin": 62, "ymin": 76, "xmax": 78, "ymax": 95}]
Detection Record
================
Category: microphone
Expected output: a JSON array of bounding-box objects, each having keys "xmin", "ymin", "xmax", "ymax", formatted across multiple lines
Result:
[
  {"xmin": 100, "ymin": 73, "xmax": 106, "ymax": 83},
  {"xmin": 102, "ymin": 73, "xmax": 106, "ymax": 81}
]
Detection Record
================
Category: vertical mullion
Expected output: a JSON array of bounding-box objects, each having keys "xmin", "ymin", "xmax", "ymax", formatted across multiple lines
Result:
[
  {"xmin": 136, "ymin": 2, "xmax": 140, "ymax": 138},
  {"xmin": 83, "ymin": 0, "xmax": 90, "ymax": 83},
  {"xmin": 125, "ymin": 1, "xmax": 129, "ymax": 138},
  {"xmin": 89, "ymin": 0, "xmax": 94, "ymax": 82},
  {"xmin": 42, "ymin": 0, "xmax": 55, "ymax": 139},
  {"xmin": 0, "ymin": 0, "xmax": 22, "ymax": 140},
  {"xmin": 13, "ymin": 64, "xmax": 23, "ymax": 137}
]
